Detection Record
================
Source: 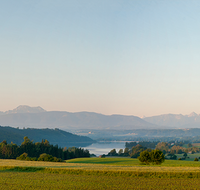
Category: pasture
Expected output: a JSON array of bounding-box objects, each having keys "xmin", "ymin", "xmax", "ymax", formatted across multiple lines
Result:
[{"xmin": 1, "ymin": 158, "xmax": 200, "ymax": 189}]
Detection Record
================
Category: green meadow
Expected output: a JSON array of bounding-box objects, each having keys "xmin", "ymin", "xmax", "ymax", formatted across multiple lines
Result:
[
  {"xmin": 175, "ymin": 153, "xmax": 200, "ymax": 161},
  {"xmin": 1, "ymin": 158, "xmax": 200, "ymax": 189}
]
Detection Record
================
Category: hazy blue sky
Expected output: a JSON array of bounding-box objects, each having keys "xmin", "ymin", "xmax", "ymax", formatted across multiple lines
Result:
[{"xmin": 1, "ymin": 0, "xmax": 200, "ymax": 117}]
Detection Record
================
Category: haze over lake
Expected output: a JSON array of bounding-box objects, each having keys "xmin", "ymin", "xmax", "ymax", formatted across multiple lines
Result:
[{"xmin": 82, "ymin": 141, "xmax": 126, "ymax": 156}]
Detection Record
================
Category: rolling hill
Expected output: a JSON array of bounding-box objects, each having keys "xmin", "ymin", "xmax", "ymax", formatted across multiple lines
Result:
[{"xmin": 0, "ymin": 125, "xmax": 95, "ymax": 147}]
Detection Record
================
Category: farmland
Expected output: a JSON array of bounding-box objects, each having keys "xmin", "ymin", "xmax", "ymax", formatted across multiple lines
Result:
[{"xmin": 1, "ymin": 158, "xmax": 200, "ymax": 189}]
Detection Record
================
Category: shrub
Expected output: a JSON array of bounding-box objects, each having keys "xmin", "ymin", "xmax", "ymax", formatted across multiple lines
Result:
[
  {"xmin": 194, "ymin": 158, "xmax": 198, "ymax": 161},
  {"xmin": 178, "ymin": 158, "xmax": 181, "ymax": 160},
  {"xmin": 16, "ymin": 153, "xmax": 28, "ymax": 160},
  {"xmin": 38, "ymin": 153, "xmax": 63, "ymax": 162},
  {"xmin": 38, "ymin": 153, "xmax": 54, "ymax": 162}
]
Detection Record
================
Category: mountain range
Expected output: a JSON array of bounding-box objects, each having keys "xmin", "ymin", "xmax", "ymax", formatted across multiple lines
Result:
[
  {"xmin": 0, "ymin": 105, "xmax": 200, "ymax": 130},
  {"xmin": 143, "ymin": 112, "xmax": 200, "ymax": 128},
  {"xmin": 0, "ymin": 105, "xmax": 157, "ymax": 130}
]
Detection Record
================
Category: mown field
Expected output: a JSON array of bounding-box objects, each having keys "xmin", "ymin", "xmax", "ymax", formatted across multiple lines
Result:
[{"xmin": 1, "ymin": 158, "xmax": 200, "ymax": 189}]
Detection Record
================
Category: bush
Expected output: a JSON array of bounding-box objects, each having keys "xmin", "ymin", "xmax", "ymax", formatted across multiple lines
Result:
[
  {"xmin": 178, "ymin": 158, "xmax": 181, "ymax": 160},
  {"xmin": 16, "ymin": 153, "xmax": 28, "ymax": 160},
  {"xmin": 194, "ymin": 158, "xmax": 198, "ymax": 161},
  {"xmin": 38, "ymin": 153, "xmax": 63, "ymax": 162},
  {"xmin": 16, "ymin": 153, "xmax": 62, "ymax": 162}
]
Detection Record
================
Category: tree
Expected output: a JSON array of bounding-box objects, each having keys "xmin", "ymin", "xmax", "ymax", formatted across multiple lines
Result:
[
  {"xmin": 124, "ymin": 148, "xmax": 129, "ymax": 156},
  {"xmin": 108, "ymin": 149, "xmax": 117, "ymax": 156},
  {"xmin": 138, "ymin": 149, "xmax": 165, "ymax": 165},
  {"xmin": 150, "ymin": 150, "xmax": 165, "ymax": 165},
  {"xmin": 155, "ymin": 142, "xmax": 169, "ymax": 153},
  {"xmin": 187, "ymin": 143, "xmax": 192, "ymax": 148},
  {"xmin": 183, "ymin": 152, "xmax": 187, "ymax": 158},
  {"xmin": 170, "ymin": 154, "xmax": 177, "ymax": 160},
  {"xmin": 138, "ymin": 150, "xmax": 151, "ymax": 164},
  {"xmin": 129, "ymin": 145, "xmax": 146, "ymax": 158},
  {"xmin": 118, "ymin": 149, "xmax": 123, "ymax": 156},
  {"xmin": 194, "ymin": 157, "xmax": 198, "ymax": 161},
  {"xmin": 21, "ymin": 136, "xmax": 31, "ymax": 145}
]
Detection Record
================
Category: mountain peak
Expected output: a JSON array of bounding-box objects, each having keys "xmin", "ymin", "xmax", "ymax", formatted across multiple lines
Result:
[
  {"xmin": 188, "ymin": 112, "xmax": 198, "ymax": 117},
  {"xmin": 5, "ymin": 105, "xmax": 46, "ymax": 114}
]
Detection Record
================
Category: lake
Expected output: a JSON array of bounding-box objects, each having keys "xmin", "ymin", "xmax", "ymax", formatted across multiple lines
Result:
[{"xmin": 82, "ymin": 141, "xmax": 126, "ymax": 156}]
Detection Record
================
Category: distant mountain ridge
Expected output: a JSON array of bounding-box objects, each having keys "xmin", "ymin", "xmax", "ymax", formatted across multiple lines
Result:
[
  {"xmin": 4, "ymin": 105, "xmax": 46, "ymax": 114},
  {"xmin": 0, "ymin": 105, "xmax": 158, "ymax": 130},
  {"xmin": 143, "ymin": 112, "xmax": 200, "ymax": 128},
  {"xmin": 1, "ymin": 106, "xmax": 200, "ymax": 130}
]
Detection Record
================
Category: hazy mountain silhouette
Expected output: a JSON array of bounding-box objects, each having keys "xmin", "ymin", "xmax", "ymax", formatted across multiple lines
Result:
[
  {"xmin": 2, "ymin": 106, "xmax": 200, "ymax": 130},
  {"xmin": 0, "ymin": 106, "xmax": 157, "ymax": 130},
  {"xmin": 143, "ymin": 112, "xmax": 200, "ymax": 128},
  {"xmin": 5, "ymin": 105, "xmax": 46, "ymax": 114}
]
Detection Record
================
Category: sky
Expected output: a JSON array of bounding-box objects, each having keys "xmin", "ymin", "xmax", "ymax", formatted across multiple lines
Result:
[{"xmin": 1, "ymin": 0, "xmax": 200, "ymax": 117}]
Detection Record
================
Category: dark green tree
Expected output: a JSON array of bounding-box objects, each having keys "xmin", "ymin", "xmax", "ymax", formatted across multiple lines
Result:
[
  {"xmin": 183, "ymin": 152, "xmax": 187, "ymax": 159},
  {"xmin": 129, "ymin": 145, "xmax": 146, "ymax": 158},
  {"xmin": 150, "ymin": 150, "xmax": 165, "ymax": 165},
  {"xmin": 138, "ymin": 150, "xmax": 151, "ymax": 164},
  {"xmin": 118, "ymin": 149, "xmax": 123, "ymax": 156},
  {"xmin": 108, "ymin": 149, "xmax": 117, "ymax": 156},
  {"xmin": 187, "ymin": 143, "xmax": 192, "ymax": 148}
]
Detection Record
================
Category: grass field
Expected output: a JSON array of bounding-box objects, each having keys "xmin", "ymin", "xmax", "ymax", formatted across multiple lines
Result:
[
  {"xmin": 175, "ymin": 153, "xmax": 200, "ymax": 161},
  {"xmin": 1, "ymin": 158, "xmax": 200, "ymax": 189},
  {"xmin": 192, "ymin": 143, "xmax": 200, "ymax": 148},
  {"xmin": 66, "ymin": 157, "xmax": 200, "ymax": 167}
]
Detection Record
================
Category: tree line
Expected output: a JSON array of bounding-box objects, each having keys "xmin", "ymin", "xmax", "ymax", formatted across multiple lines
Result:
[
  {"xmin": 108, "ymin": 140, "xmax": 200, "ymax": 161},
  {"xmin": 125, "ymin": 141, "xmax": 159, "ymax": 149},
  {"xmin": 0, "ymin": 136, "xmax": 90, "ymax": 160}
]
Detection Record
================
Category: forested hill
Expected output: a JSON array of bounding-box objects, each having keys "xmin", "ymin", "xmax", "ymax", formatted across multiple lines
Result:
[{"xmin": 0, "ymin": 126, "xmax": 95, "ymax": 148}]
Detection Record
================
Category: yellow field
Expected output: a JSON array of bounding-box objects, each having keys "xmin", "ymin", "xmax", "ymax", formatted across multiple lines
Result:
[
  {"xmin": 1, "ymin": 158, "xmax": 200, "ymax": 189},
  {"xmin": 1, "ymin": 158, "xmax": 200, "ymax": 173}
]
